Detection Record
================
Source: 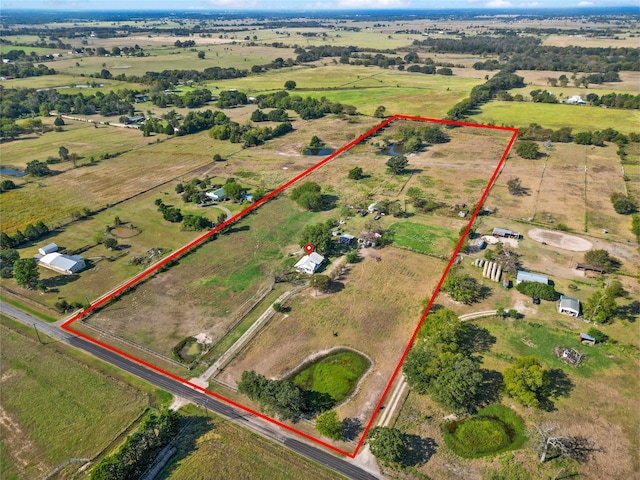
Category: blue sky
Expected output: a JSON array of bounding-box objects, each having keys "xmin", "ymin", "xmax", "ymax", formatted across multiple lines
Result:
[{"xmin": 4, "ymin": 0, "xmax": 636, "ymax": 10}]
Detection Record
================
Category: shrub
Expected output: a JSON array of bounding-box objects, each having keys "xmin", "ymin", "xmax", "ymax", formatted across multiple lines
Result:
[{"xmin": 515, "ymin": 281, "xmax": 557, "ymax": 301}]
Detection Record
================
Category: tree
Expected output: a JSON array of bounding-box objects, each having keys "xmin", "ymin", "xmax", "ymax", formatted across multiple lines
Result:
[
  {"xmin": 347, "ymin": 166, "xmax": 364, "ymax": 180},
  {"xmin": 632, "ymin": 214, "xmax": 640, "ymax": 243},
  {"xmin": 309, "ymin": 135, "xmax": 324, "ymax": 148},
  {"xmin": 516, "ymin": 281, "xmax": 557, "ymax": 301},
  {"xmin": 284, "ymin": 80, "xmax": 297, "ymax": 90},
  {"xmin": 291, "ymin": 181, "xmax": 324, "ymax": 211},
  {"xmin": 610, "ymin": 192, "xmax": 638, "ymax": 214},
  {"xmin": 533, "ymin": 423, "xmax": 598, "ymax": 464},
  {"xmin": 436, "ymin": 67, "xmax": 453, "ymax": 75},
  {"xmin": 442, "ymin": 273, "xmax": 485, "ymax": 305},
  {"xmin": 605, "ymin": 280, "xmax": 625, "ymax": 298},
  {"xmin": 583, "ymin": 290, "xmax": 617, "ymax": 323},
  {"xmin": 103, "ymin": 237, "xmax": 118, "ymax": 250},
  {"xmin": 515, "ymin": 140, "xmax": 539, "ymax": 159},
  {"xmin": 223, "ymin": 181, "xmax": 244, "ymax": 202},
  {"xmin": 310, "ymin": 274, "xmax": 331, "ymax": 294},
  {"xmin": 197, "ymin": 51, "xmax": 205, "ymax": 59},
  {"xmin": 213, "ymin": 153, "xmax": 224, "ymax": 162},
  {"xmin": 584, "ymin": 249, "xmax": 620, "ymax": 273},
  {"xmin": 13, "ymin": 258, "xmax": 39, "ymax": 289},
  {"xmin": 252, "ymin": 186, "xmax": 266, "ymax": 202},
  {"xmin": 507, "ymin": 177, "xmax": 527, "ymax": 196},
  {"xmin": 25, "ymin": 160, "xmax": 52, "ymax": 177},
  {"xmin": 53, "ymin": 116, "xmax": 65, "ymax": 127},
  {"xmin": 503, "ymin": 355, "xmax": 550, "ymax": 408},
  {"xmin": 0, "ymin": 179, "xmax": 16, "ymax": 192},
  {"xmin": 574, "ymin": 131, "xmax": 593, "ymax": 145},
  {"xmin": 59, "ymin": 146, "xmax": 69, "ymax": 161},
  {"xmin": 315, "ymin": 411, "xmax": 342, "ymax": 440},
  {"xmin": 386, "ymin": 155, "xmax": 408, "ymax": 175},
  {"xmin": 374, "ymin": 106, "xmax": 386, "ymax": 118},
  {"xmin": 368, "ymin": 427, "xmax": 407, "ymax": 466},
  {"xmin": 299, "ymin": 223, "xmax": 332, "ymax": 255}
]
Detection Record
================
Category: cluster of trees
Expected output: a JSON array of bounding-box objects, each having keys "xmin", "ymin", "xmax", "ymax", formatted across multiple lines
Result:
[
  {"xmin": 256, "ymin": 90, "xmax": 357, "ymax": 119},
  {"xmin": 585, "ymin": 92, "xmax": 640, "ymax": 110},
  {"xmin": 155, "ymin": 199, "xmax": 183, "ymax": 223},
  {"xmin": 216, "ymin": 90, "xmax": 248, "ymax": 108},
  {"xmin": 403, "ymin": 308, "xmax": 485, "ymax": 412},
  {"xmin": 584, "ymin": 280, "xmax": 624, "ymax": 324},
  {"xmin": 299, "ymin": 221, "xmax": 334, "ymax": 255},
  {"xmin": 90, "ymin": 410, "xmax": 180, "ymax": 480},
  {"xmin": 149, "ymin": 88, "xmax": 213, "ymax": 109},
  {"xmin": 442, "ymin": 272, "xmax": 487, "ymax": 304},
  {"xmin": 291, "ymin": 181, "xmax": 326, "ymax": 212},
  {"xmin": 447, "ymin": 70, "xmax": 525, "ymax": 121},
  {"xmin": 530, "ymin": 89, "xmax": 558, "ymax": 104},
  {"xmin": 12, "ymin": 258, "xmax": 40, "ymax": 289},
  {"xmin": 514, "ymin": 140, "xmax": 540, "ymax": 159},
  {"xmin": 386, "ymin": 156, "xmax": 409, "ymax": 175},
  {"xmin": 174, "ymin": 39, "xmax": 196, "ymax": 48},
  {"xmin": 0, "ymin": 221, "xmax": 50, "ymax": 249},
  {"xmin": 0, "ymin": 61, "xmax": 56, "ymax": 78},
  {"xmin": 611, "ymin": 192, "xmax": 638, "ymax": 215},
  {"xmin": 209, "ymin": 114, "xmax": 293, "ymax": 147},
  {"xmin": 516, "ymin": 281, "xmax": 558, "ymax": 301},
  {"xmin": 517, "ymin": 124, "xmax": 573, "ymax": 143},
  {"xmin": 250, "ymin": 108, "xmax": 289, "ymax": 122},
  {"xmin": 237, "ymin": 370, "xmax": 308, "ymax": 421},
  {"xmin": 105, "ymin": 66, "xmax": 248, "ymax": 88},
  {"xmin": 503, "ymin": 355, "xmax": 551, "ymax": 408}
]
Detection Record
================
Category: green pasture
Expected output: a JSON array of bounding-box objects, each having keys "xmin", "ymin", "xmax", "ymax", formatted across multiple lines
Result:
[{"xmin": 388, "ymin": 221, "xmax": 457, "ymax": 257}]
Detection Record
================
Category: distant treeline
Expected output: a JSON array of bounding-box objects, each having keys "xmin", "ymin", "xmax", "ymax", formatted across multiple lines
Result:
[
  {"xmin": 0, "ymin": 61, "xmax": 56, "ymax": 78},
  {"xmin": 413, "ymin": 35, "xmax": 640, "ymax": 72}
]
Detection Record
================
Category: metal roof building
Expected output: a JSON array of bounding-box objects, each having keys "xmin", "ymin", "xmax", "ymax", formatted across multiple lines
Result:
[
  {"xmin": 516, "ymin": 270, "xmax": 549, "ymax": 285},
  {"xmin": 38, "ymin": 243, "xmax": 58, "ymax": 256},
  {"xmin": 558, "ymin": 295, "xmax": 580, "ymax": 316},
  {"xmin": 39, "ymin": 253, "xmax": 85, "ymax": 275}
]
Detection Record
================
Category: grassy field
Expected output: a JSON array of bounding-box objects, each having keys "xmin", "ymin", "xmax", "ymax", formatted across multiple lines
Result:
[
  {"xmin": 388, "ymin": 221, "xmax": 457, "ymax": 257},
  {"xmin": 473, "ymin": 100, "xmax": 640, "ymax": 134},
  {"xmin": 158, "ymin": 405, "xmax": 343, "ymax": 480},
  {"xmin": 0, "ymin": 319, "xmax": 148, "ymax": 479},
  {"xmin": 291, "ymin": 350, "xmax": 370, "ymax": 404}
]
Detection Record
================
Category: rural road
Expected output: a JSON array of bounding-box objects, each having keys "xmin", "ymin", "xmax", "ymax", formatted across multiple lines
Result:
[{"xmin": 0, "ymin": 301, "xmax": 382, "ymax": 480}]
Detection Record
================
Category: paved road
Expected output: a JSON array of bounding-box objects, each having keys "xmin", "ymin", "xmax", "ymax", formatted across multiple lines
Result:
[{"xmin": 0, "ymin": 301, "xmax": 381, "ymax": 480}]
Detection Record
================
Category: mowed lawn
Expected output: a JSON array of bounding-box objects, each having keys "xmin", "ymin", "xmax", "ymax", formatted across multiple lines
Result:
[
  {"xmin": 388, "ymin": 221, "xmax": 458, "ymax": 257},
  {"xmin": 0, "ymin": 321, "xmax": 147, "ymax": 479},
  {"xmin": 473, "ymin": 100, "xmax": 640, "ymax": 134}
]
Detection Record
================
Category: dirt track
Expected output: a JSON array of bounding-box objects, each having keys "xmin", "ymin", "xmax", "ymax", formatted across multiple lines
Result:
[{"xmin": 528, "ymin": 228, "xmax": 593, "ymax": 252}]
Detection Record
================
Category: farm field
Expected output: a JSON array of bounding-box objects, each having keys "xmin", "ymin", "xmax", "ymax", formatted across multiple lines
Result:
[
  {"xmin": 0, "ymin": 319, "xmax": 148, "ymax": 480},
  {"xmin": 473, "ymin": 100, "xmax": 640, "ymax": 134},
  {"xmin": 515, "ymin": 70, "xmax": 640, "ymax": 93}
]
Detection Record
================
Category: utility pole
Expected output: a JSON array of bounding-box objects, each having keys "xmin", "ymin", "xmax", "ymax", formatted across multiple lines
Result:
[{"xmin": 33, "ymin": 324, "xmax": 43, "ymax": 344}]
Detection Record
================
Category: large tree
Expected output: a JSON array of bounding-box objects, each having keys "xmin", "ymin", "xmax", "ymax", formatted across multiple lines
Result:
[
  {"xmin": 368, "ymin": 426, "xmax": 407, "ymax": 466},
  {"xmin": 315, "ymin": 410, "xmax": 343, "ymax": 440},
  {"xmin": 515, "ymin": 140, "xmax": 539, "ymax": 159},
  {"xmin": 583, "ymin": 290, "xmax": 617, "ymax": 323},
  {"xmin": 223, "ymin": 181, "xmax": 244, "ymax": 202},
  {"xmin": 503, "ymin": 355, "xmax": 550, "ymax": 408},
  {"xmin": 386, "ymin": 156, "xmax": 408, "ymax": 175},
  {"xmin": 584, "ymin": 249, "xmax": 620, "ymax": 273},
  {"xmin": 299, "ymin": 223, "xmax": 333, "ymax": 255},
  {"xmin": 13, "ymin": 258, "xmax": 39, "ymax": 289},
  {"xmin": 442, "ymin": 273, "xmax": 485, "ymax": 305}
]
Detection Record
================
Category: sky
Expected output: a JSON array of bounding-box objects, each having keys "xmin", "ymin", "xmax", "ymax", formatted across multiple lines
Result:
[{"xmin": 3, "ymin": 0, "xmax": 637, "ymax": 11}]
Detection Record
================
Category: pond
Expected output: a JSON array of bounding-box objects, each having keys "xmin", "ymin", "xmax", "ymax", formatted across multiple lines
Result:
[
  {"xmin": 289, "ymin": 349, "xmax": 370, "ymax": 409},
  {"xmin": 378, "ymin": 143, "xmax": 405, "ymax": 156},
  {"xmin": 304, "ymin": 148, "xmax": 334, "ymax": 156},
  {"xmin": 0, "ymin": 168, "xmax": 26, "ymax": 177}
]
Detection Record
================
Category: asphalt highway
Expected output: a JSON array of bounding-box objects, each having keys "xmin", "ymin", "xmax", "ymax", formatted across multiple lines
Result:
[{"xmin": 0, "ymin": 301, "xmax": 381, "ymax": 480}]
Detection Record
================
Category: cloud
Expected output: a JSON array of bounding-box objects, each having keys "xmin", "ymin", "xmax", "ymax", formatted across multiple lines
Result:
[
  {"xmin": 486, "ymin": 0, "xmax": 512, "ymax": 6},
  {"xmin": 309, "ymin": 0, "xmax": 410, "ymax": 7},
  {"xmin": 577, "ymin": 1, "xmax": 593, "ymax": 4},
  {"xmin": 520, "ymin": 1, "xmax": 543, "ymax": 5},
  {"xmin": 467, "ymin": 0, "xmax": 481, "ymax": 4},
  {"xmin": 209, "ymin": 0, "xmax": 258, "ymax": 6}
]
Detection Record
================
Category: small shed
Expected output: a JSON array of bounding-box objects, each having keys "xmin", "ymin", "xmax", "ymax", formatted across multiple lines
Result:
[
  {"xmin": 339, "ymin": 234, "xmax": 355, "ymax": 246},
  {"xmin": 503, "ymin": 277, "xmax": 511, "ymax": 289},
  {"xmin": 516, "ymin": 270, "xmax": 549, "ymax": 285},
  {"xmin": 579, "ymin": 333, "xmax": 596, "ymax": 346},
  {"xmin": 566, "ymin": 95, "xmax": 586, "ymax": 105},
  {"xmin": 492, "ymin": 227, "xmax": 521, "ymax": 239},
  {"xmin": 558, "ymin": 295, "xmax": 580, "ymax": 317},
  {"xmin": 477, "ymin": 239, "xmax": 487, "ymax": 249},
  {"xmin": 576, "ymin": 263, "xmax": 604, "ymax": 274},
  {"xmin": 38, "ymin": 243, "xmax": 58, "ymax": 256}
]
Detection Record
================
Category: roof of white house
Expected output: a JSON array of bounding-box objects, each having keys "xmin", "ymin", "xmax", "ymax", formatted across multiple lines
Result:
[
  {"xmin": 516, "ymin": 270, "xmax": 549, "ymax": 284},
  {"xmin": 294, "ymin": 252, "xmax": 325, "ymax": 272},
  {"xmin": 559, "ymin": 295, "xmax": 580, "ymax": 312}
]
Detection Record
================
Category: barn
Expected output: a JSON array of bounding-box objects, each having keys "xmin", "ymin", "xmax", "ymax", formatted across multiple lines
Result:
[
  {"xmin": 516, "ymin": 271, "xmax": 549, "ymax": 285},
  {"xmin": 38, "ymin": 243, "xmax": 58, "ymax": 256},
  {"xmin": 39, "ymin": 253, "xmax": 86, "ymax": 275}
]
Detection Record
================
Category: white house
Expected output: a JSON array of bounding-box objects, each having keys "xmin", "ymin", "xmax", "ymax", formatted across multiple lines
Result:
[
  {"xmin": 558, "ymin": 295, "xmax": 580, "ymax": 317},
  {"xmin": 294, "ymin": 252, "xmax": 325, "ymax": 275},
  {"xmin": 205, "ymin": 187, "xmax": 227, "ymax": 201},
  {"xmin": 38, "ymin": 243, "xmax": 58, "ymax": 256},
  {"xmin": 39, "ymin": 253, "xmax": 85, "ymax": 275},
  {"xmin": 566, "ymin": 95, "xmax": 586, "ymax": 105}
]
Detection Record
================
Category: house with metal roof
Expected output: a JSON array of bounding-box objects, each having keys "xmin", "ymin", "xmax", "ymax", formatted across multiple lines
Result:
[
  {"xmin": 493, "ymin": 227, "xmax": 521, "ymax": 239},
  {"xmin": 579, "ymin": 333, "xmax": 596, "ymax": 345},
  {"xmin": 38, "ymin": 243, "xmax": 58, "ymax": 256},
  {"xmin": 39, "ymin": 253, "xmax": 85, "ymax": 275},
  {"xmin": 516, "ymin": 270, "xmax": 549, "ymax": 285},
  {"xmin": 558, "ymin": 295, "xmax": 580, "ymax": 317},
  {"xmin": 205, "ymin": 187, "xmax": 227, "ymax": 201},
  {"xmin": 294, "ymin": 252, "xmax": 325, "ymax": 275}
]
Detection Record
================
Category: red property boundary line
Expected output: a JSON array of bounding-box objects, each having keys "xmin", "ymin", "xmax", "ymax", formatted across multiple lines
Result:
[{"xmin": 62, "ymin": 115, "xmax": 518, "ymax": 458}]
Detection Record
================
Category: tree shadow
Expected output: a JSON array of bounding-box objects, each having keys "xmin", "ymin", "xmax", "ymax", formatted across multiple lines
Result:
[
  {"xmin": 156, "ymin": 414, "xmax": 209, "ymax": 480},
  {"xmin": 402, "ymin": 434, "xmax": 437, "ymax": 468},
  {"xmin": 540, "ymin": 368, "xmax": 574, "ymax": 411},
  {"xmin": 303, "ymin": 391, "xmax": 335, "ymax": 413},
  {"xmin": 617, "ymin": 300, "xmax": 639, "ymax": 323},
  {"xmin": 320, "ymin": 194, "xmax": 340, "ymax": 211},
  {"xmin": 460, "ymin": 323, "xmax": 496, "ymax": 354},
  {"xmin": 341, "ymin": 417, "xmax": 362, "ymax": 441},
  {"xmin": 42, "ymin": 274, "xmax": 81, "ymax": 289},
  {"xmin": 474, "ymin": 369, "xmax": 503, "ymax": 407},
  {"xmin": 328, "ymin": 281, "xmax": 345, "ymax": 294}
]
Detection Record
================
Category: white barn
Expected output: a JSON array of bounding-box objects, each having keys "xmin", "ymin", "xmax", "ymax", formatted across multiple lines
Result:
[
  {"xmin": 38, "ymin": 243, "xmax": 58, "ymax": 256},
  {"xmin": 39, "ymin": 253, "xmax": 85, "ymax": 275},
  {"xmin": 294, "ymin": 252, "xmax": 325, "ymax": 275}
]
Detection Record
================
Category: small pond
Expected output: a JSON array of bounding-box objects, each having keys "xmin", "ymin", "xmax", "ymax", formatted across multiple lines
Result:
[
  {"xmin": 0, "ymin": 168, "xmax": 26, "ymax": 177},
  {"xmin": 378, "ymin": 143, "xmax": 405, "ymax": 156},
  {"xmin": 304, "ymin": 148, "xmax": 334, "ymax": 156}
]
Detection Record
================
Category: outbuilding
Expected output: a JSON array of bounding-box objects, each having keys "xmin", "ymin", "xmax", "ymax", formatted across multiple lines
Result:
[
  {"xmin": 39, "ymin": 253, "xmax": 85, "ymax": 275},
  {"xmin": 493, "ymin": 227, "xmax": 521, "ymax": 239},
  {"xmin": 516, "ymin": 270, "xmax": 549, "ymax": 285},
  {"xmin": 558, "ymin": 295, "xmax": 580, "ymax": 317},
  {"xmin": 579, "ymin": 333, "xmax": 596, "ymax": 346},
  {"xmin": 339, "ymin": 234, "xmax": 355, "ymax": 246},
  {"xmin": 205, "ymin": 187, "xmax": 227, "ymax": 201},
  {"xmin": 38, "ymin": 243, "xmax": 58, "ymax": 256}
]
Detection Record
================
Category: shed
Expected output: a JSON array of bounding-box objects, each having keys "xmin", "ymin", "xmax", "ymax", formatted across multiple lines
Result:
[
  {"xmin": 493, "ymin": 227, "xmax": 521, "ymax": 239},
  {"xmin": 576, "ymin": 263, "xmax": 604, "ymax": 274},
  {"xmin": 367, "ymin": 202, "xmax": 379, "ymax": 213},
  {"xmin": 516, "ymin": 270, "xmax": 549, "ymax": 285},
  {"xmin": 477, "ymin": 239, "xmax": 486, "ymax": 249},
  {"xmin": 39, "ymin": 253, "xmax": 85, "ymax": 275},
  {"xmin": 126, "ymin": 116, "xmax": 145, "ymax": 124},
  {"xmin": 558, "ymin": 295, "xmax": 580, "ymax": 317},
  {"xmin": 339, "ymin": 234, "xmax": 355, "ymax": 245},
  {"xmin": 38, "ymin": 243, "xmax": 58, "ymax": 256},
  {"xmin": 566, "ymin": 95, "xmax": 586, "ymax": 105},
  {"xmin": 294, "ymin": 252, "xmax": 325, "ymax": 275},
  {"xmin": 579, "ymin": 333, "xmax": 596, "ymax": 346}
]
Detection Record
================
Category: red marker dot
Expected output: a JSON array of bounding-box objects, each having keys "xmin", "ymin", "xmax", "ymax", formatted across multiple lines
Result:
[{"xmin": 304, "ymin": 244, "xmax": 314, "ymax": 255}]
